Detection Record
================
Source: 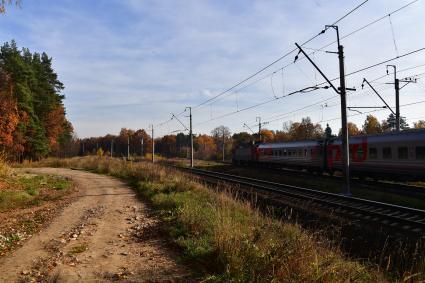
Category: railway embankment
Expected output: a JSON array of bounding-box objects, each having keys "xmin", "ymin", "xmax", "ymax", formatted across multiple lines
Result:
[
  {"xmin": 24, "ymin": 156, "xmax": 425, "ymax": 282},
  {"xmin": 187, "ymin": 162, "xmax": 425, "ymax": 210}
]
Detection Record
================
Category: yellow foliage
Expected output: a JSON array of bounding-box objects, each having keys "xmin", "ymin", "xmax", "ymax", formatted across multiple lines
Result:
[{"xmin": 96, "ymin": 148, "xmax": 104, "ymax": 157}]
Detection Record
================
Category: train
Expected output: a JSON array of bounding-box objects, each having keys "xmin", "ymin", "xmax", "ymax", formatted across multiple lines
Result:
[{"xmin": 232, "ymin": 129, "xmax": 425, "ymax": 180}]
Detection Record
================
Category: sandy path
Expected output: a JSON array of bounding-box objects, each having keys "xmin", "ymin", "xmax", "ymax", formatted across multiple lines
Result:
[{"xmin": 0, "ymin": 168, "xmax": 193, "ymax": 282}]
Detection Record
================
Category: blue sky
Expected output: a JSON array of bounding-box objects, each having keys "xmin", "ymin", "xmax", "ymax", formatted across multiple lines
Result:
[{"xmin": 1, "ymin": 0, "xmax": 425, "ymax": 138}]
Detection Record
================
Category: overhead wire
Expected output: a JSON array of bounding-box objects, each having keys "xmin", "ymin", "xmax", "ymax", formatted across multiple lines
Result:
[
  {"xmin": 191, "ymin": 0, "xmax": 370, "ymax": 110},
  {"xmin": 320, "ymin": 99, "xmax": 425, "ymax": 124},
  {"xmin": 195, "ymin": 47, "xmax": 425, "ymax": 127},
  {"xmin": 388, "ymin": 14, "xmax": 399, "ymax": 57},
  {"xmin": 245, "ymin": 65, "xmax": 424, "ymax": 128},
  {"xmin": 156, "ymin": 0, "xmax": 422, "ymax": 136},
  {"xmin": 253, "ymin": 82, "xmax": 394, "ymax": 127},
  {"xmin": 200, "ymin": 0, "xmax": 419, "ymax": 110}
]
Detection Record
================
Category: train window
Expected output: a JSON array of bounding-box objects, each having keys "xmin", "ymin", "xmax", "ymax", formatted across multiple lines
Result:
[
  {"xmin": 383, "ymin": 147, "xmax": 392, "ymax": 159},
  {"xmin": 357, "ymin": 147, "xmax": 364, "ymax": 159},
  {"xmin": 298, "ymin": 149, "xmax": 302, "ymax": 156},
  {"xmin": 398, "ymin": 147, "xmax": 408, "ymax": 159},
  {"xmin": 416, "ymin": 146, "xmax": 425, "ymax": 160},
  {"xmin": 369, "ymin": 147, "xmax": 377, "ymax": 159},
  {"xmin": 283, "ymin": 150, "xmax": 287, "ymax": 156}
]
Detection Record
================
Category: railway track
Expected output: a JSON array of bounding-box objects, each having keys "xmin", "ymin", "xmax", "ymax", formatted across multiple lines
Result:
[
  {"xmin": 180, "ymin": 166, "xmax": 425, "ymax": 235},
  {"xmin": 274, "ymin": 165, "xmax": 425, "ymax": 198},
  {"xmin": 225, "ymin": 163, "xmax": 425, "ymax": 199}
]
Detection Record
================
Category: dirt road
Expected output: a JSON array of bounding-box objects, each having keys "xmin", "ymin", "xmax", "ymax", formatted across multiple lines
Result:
[{"xmin": 0, "ymin": 168, "xmax": 193, "ymax": 282}]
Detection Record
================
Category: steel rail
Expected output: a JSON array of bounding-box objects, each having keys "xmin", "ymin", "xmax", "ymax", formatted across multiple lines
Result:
[
  {"xmin": 220, "ymin": 162, "xmax": 425, "ymax": 199},
  {"xmin": 180, "ymin": 167, "xmax": 425, "ymax": 234}
]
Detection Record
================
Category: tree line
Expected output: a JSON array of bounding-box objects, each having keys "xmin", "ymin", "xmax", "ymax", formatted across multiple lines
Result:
[
  {"xmin": 78, "ymin": 114, "xmax": 424, "ymax": 161},
  {"xmin": 0, "ymin": 40, "xmax": 73, "ymax": 160}
]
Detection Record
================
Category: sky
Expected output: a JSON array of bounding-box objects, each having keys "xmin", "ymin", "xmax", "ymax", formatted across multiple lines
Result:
[{"xmin": 1, "ymin": 0, "xmax": 425, "ymax": 138}]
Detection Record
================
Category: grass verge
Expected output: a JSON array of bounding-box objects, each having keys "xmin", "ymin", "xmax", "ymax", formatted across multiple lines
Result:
[
  {"xmin": 0, "ymin": 157, "xmax": 73, "ymax": 255},
  {"xmin": 0, "ymin": 173, "xmax": 71, "ymax": 212},
  {"xmin": 29, "ymin": 156, "xmax": 425, "ymax": 282}
]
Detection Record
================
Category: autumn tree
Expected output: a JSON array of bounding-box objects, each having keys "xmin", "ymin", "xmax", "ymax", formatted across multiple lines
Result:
[
  {"xmin": 232, "ymin": 132, "xmax": 252, "ymax": 148},
  {"xmin": 382, "ymin": 114, "xmax": 409, "ymax": 132},
  {"xmin": 288, "ymin": 117, "xmax": 323, "ymax": 141},
  {"xmin": 157, "ymin": 135, "xmax": 177, "ymax": 157},
  {"xmin": 79, "ymin": 128, "xmax": 153, "ymax": 158},
  {"xmin": 0, "ymin": 68, "xmax": 19, "ymax": 153},
  {"xmin": 175, "ymin": 133, "xmax": 190, "ymax": 157},
  {"xmin": 413, "ymin": 120, "xmax": 425, "ymax": 129},
  {"xmin": 194, "ymin": 134, "xmax": 216, "ymax": 160},
  {"xmin": 274, "ymin": 130, "xmax": 290, "ymax": 142},
  {"xmin": 211, "ymin": 126, "xmax": 231, "ymax": 161},
  {"xmin": 0, "ymin": 40, "xmax": 73, "ymax": 160},
  {"xmin": 260, "ymin": 129, "xmax": 274, "ymax": 142},
  {"xmin": 339, "ymin": 122, "xmax": 360, "ymax": 137},
  {"xmin": 362, "ymin": 115, "xmax": 382, "ymax": 134}
]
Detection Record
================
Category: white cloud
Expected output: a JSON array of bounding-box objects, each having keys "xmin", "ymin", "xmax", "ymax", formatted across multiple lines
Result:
[{"xmin": 1, "ymin": 0, "xmax": 424, "ymax": 137}]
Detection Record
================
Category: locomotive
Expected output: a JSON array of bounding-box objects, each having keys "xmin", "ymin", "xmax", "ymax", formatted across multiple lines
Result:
[{"xmin": 232, "ymin": 129, "xmax": 425, "ymax": 180}]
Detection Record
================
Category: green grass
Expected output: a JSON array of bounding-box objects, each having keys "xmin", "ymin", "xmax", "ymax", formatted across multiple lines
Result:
[
  {"xmin": 30, "ymin": 156, "xmax": 400, "ymax": 282},
  {"xmin": 0, "ymin": 164, "xmax": 72, "ymax": 212}
]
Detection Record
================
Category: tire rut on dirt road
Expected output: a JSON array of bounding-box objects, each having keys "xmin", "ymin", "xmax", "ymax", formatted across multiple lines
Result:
[{"xmin": 0, "ymin": 168, "xmax": 193, "ymax": 282}]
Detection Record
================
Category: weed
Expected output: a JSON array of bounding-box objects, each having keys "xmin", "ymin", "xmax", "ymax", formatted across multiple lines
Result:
[{"xmin": 68, "ymin": 243, "xmax": 88, "ymax": 254}]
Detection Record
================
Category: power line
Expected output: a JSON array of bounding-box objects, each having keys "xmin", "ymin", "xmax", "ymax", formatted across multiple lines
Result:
[
  {"xmin": 194, "ymin": 47, "xmax": 425, "ymax": 127},
  {"xmin": 156, "ymin": 1, "xmax": 421, "ymax": 137},
  {"xmin": 256, "ymin": 74, "xmax": 415, "ymax": 127},
  {"xmin": 203, "ymin": 0, "xmax": 419, "ymax": 109},
  {"xmin": 155, "ymin": 108, "xmax": 187, "ymax": 128},
  {"xmin": 319, "ymin": 99, "xmax": 425, "ymax": 123},
  {"xmin": 273, "ymin": 0, "xmax": 420, "ymax": 82},
  {"xmin": 191, "ymin": 0, "xmax": 369, "ymax": 109}
]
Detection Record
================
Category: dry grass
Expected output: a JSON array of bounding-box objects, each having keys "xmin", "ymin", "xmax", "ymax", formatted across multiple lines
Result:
[
  {"xmin": 29, "ymin": 156, "xmax": 425, "ymax": 282},
  {"xmin": 0, "ymin": 152, "xmax": 13, "ymax": 178}
]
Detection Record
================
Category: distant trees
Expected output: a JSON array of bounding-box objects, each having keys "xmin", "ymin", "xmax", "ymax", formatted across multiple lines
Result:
[
  {"xmin": 414, "ymin": 120, "xmax": 425, "ymax": 129},
  {"xmin": 211, "ymin": 126, "xmax": 232, "ymax": 161},
  {"xmin": 287, "ymin": 117, "xmax": 323, "ymax": 140},
  {"xmin": 194, "ymin": 134, "xmax": 216, "ymax": 160},
  {"xmin": 0, "ymin": 41, "xmax": 73, "ymax": 160},
  {"xmin": 381, "ymin": 114, "xmax": 409, "ymax": 132},
  {"xmin": 339, "ymin": 122, "xmax": 361, "ymax": 137},
  {"xmin": 80, "ymin": 128, "xmax": 152, "ymax": 158},
  {"xmin": 232, "ymin": 132, "xmax": 252, "ymax": 148},
  {"xmin": 77, "ymin": 115, "xmax": 425, "ymax": 162},
  {"xmin": 362, "ymin": 115, "xmax": 382, "ymax": 134}
]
